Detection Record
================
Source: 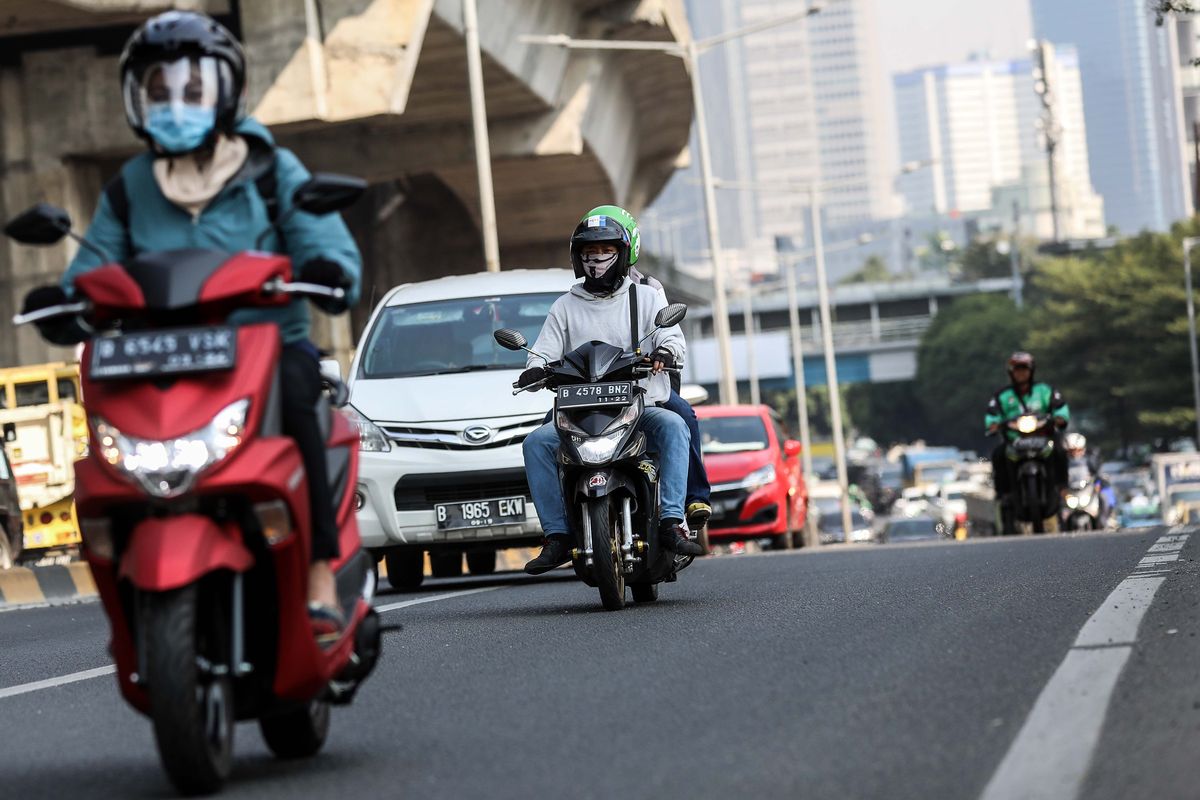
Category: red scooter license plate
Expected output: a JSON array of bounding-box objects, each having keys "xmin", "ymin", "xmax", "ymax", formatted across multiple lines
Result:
[{"xmin": 91, "ymin": 326, "xmax": 237, "ymax": 380}]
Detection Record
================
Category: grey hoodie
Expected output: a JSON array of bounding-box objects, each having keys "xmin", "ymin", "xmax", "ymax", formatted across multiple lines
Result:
[{"xmin": 528, "ymin": 279, "xmax": 685, "ymax": 405}]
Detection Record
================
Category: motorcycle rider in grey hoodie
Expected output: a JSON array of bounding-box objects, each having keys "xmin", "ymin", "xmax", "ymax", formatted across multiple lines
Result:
[{"xmin": 520, "ymin": 212, "xmax": 705, "ymax": 574}]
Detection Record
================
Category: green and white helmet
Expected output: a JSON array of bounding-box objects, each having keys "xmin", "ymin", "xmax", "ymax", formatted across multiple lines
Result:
[
  {"xmin": 570, "ymin": 205, "xmax": 641, "ymax": 294},
  {"xmin": 582, "ymin": 205, "xmax": 640, "ymax": 266}
]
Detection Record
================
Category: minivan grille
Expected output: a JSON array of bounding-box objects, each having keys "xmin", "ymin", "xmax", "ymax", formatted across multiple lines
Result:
[{"xmin": 393, "ymin": 468, "xmax": 533, "ymax": 511}]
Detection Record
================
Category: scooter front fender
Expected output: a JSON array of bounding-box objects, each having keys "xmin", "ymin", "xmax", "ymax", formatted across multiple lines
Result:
[{"xmin": 119, "ymin": 514, "xmax": 253, "ymax": 591}]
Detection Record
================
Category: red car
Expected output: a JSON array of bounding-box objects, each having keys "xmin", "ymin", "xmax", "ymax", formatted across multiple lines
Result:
[{"xmin": 694, "ymin": 404, "xmax": 808, "ymax": 549}]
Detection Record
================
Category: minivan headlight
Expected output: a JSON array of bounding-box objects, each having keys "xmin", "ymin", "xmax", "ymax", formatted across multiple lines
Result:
[
  {"xmin": 93, "ymin": 398, "xmax": 249, "ymax": 498},
  {"xmin": 345, "ymin": 404, "xmax": 392, "ymax": 452}
]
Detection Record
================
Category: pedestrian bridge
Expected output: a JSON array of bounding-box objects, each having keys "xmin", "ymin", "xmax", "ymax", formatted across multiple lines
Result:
[{"xmin": 682, "ymin": 277, "xmax": 1017, "ymax": 389}]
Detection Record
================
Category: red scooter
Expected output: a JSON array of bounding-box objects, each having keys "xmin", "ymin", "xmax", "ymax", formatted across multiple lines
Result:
[{"xmin": 4, "ymin": 176, "xmax": 382, "ymax": 796}]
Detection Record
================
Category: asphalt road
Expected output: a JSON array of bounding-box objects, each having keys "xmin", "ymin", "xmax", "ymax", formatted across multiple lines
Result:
[{"xmin": 0, "ymin": 527, "xmax": 1196, "ymax": 799}]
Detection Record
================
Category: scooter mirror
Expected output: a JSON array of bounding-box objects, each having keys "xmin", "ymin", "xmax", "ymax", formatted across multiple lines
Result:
[
  {"xmin": 3, "ymin": 203, "xmax": 73, "ymax": 246},
  {"xmin": 292, "ymin": 173, "xmax": 368, "ymax": 216},
  {"xmin": 494, "ymin": 328, "xmax": 528, "ymax": 351},
  {"xmin": 654, "ymin": 302, "xmax": 688, "ymax": 328}
]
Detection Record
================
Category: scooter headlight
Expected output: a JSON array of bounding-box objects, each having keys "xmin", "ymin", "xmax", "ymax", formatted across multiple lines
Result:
[
  {"xmin": 577, "ymin": 428, "xmax": 628, "ymax": 465},
  {"xmin": 1065, "ymin": 494, "xmax": 1079, "ymax": 509},
  {"xmin": 92, "ymin": 398, "xmax": 250, "ymax": 499},
  {"xmin": 1016, "ymin": 415, "xmax": 1039, "ymax": 434}
]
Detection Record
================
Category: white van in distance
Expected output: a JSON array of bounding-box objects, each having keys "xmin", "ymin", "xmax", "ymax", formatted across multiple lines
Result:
[{"xmin": 345, "ymin": 269, "xmax": 576, "ymax": 589}]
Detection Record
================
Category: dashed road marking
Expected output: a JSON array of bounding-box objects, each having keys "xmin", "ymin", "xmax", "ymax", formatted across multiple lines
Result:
[{"xmin": 980, "ymin": 529, "xmax": 1191, "ymax": 800}]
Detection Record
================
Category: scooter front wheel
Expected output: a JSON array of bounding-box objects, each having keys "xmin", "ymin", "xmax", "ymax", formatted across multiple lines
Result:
[
  {"xmin": 587, "ymin": 499, "xmax": 625, "ymax": 611},
  {"xmin": 260, "ymin": 699, "xmax": 330, "ymax": 759},
  {"xmin": 143, "ymin": 584, "xmax": 234, "ymax": 796}
]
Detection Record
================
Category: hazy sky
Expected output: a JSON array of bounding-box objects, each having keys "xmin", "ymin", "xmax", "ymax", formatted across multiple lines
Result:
[{"xmin": 873, "ymin": 0, "xmax": 1034, "ymax": 75}]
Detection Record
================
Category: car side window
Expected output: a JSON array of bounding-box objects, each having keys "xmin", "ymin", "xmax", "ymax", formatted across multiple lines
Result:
[
  {"xmin": 14, "ymin": 380, "xmax": 50, "ymax": 407},
  {"xmin": 770, "ymin": 416, "xmax": 787, "ymax": 449}
]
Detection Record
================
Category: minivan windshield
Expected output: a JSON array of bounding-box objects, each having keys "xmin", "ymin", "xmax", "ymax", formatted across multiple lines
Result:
[{"xmin": 359, "ymin": 293, "xmax": 560, "ymax": 379}]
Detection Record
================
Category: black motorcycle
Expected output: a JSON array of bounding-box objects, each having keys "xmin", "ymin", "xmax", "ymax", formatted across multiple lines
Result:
[
  {"xmin": 997, "ymin": 413, "xmax": 1059, "ymax": 534},
  {"xmin": 494, "ymin": 303, "xmax": 693, "ymax": 610}
]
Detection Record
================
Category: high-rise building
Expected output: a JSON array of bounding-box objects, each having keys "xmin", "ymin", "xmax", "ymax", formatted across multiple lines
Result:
[
  {"xmin": 1030, "ymin": 0, "xmax": 1193, "ymax": 233},
  {"xmin": 645, "ymin": 0, "xmax": 896, "ymax": 283},
  {"xmin": 893, "ymin": 48, "xmax": 1105, "ymax": 240}
]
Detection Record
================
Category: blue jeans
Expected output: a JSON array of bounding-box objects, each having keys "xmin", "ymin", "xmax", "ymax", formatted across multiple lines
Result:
[
  {"xmin": 523, "ymin": 406, "xmax": 689, "ymax": 535},
  {"xmin": 659, "ymin": 390, "xmax": 711, "ymax": 505}
]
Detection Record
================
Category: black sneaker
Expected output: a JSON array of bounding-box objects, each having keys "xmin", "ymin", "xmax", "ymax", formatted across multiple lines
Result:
[
  {"xmin": 524, "ymin": 535, "xmax": 572, "ymax": 575},
  {"xmin": 660, "ymin": 522, "xmax": 705, "ymax": 556}
]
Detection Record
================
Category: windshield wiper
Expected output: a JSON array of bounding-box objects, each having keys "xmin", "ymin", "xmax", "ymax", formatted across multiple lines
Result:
[{"xmin": 424, "ymin": 364, "xmax": 515, "ymax": 376}]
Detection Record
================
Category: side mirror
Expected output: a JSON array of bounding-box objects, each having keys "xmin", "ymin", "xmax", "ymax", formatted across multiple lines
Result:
[
  {"xmin": 319, "ymin": 358, "xmax": 342, "ymax": 383},
  {"xmin": 784, "ymin": 439, "xmax": 802, "ymax": 458},
  {"xmin": 494, "ymin": 328, "xmax": 528, "ymax": 351},
  {"xmin": 292, "ymin": 174, "xmax": 368, "ymax": 216},
  {"xmin": 654, "ymin": 302, "xmax": 687, "ymax": 329},
  {"xmin": 3, "ymin": 203, "xmax": 73, "ymax": 245}
]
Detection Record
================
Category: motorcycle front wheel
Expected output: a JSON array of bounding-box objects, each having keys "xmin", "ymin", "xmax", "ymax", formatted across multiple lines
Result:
[
  {"xmin": 142, "ymin": 584, "xmax": 234, "ymax": 796},
  {"xmin": 587, "ymin": 499, "xmax": 625, "ymax": 611}
]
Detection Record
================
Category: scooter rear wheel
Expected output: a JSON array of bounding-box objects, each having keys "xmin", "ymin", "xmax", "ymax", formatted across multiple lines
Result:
[{"xmin": 143, "ymin": 584, "xmax": 234, "ymax": 796}]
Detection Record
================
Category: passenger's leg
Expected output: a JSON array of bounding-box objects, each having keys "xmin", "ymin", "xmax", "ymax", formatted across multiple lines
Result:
[
  {"xmin": 640, "ymin": 407, "xmax": 704, "ymax": 556},
  {"xmin": 660, "ymin": 391, "xmax": 712, "ymax": 526}
]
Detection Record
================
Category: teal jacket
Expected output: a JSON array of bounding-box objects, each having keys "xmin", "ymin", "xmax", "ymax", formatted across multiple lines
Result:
[
  {"xmin": 63, "ymin": 117, "xmax": 362, "ymax": 345},
  {"xmin": 985, "ymin": 382, "xmax": 1070, "ymax": 442}
]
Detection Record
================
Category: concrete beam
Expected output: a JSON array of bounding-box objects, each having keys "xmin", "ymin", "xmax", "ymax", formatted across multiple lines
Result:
[{"xmin": 0, "ymin": 1, "xmax": 227, "ymax": 37}]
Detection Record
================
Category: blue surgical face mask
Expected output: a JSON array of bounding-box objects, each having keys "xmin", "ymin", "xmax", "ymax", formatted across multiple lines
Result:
[{"xmin": 144, "ymin": 103, "xmax": 216, "ymax": 154}]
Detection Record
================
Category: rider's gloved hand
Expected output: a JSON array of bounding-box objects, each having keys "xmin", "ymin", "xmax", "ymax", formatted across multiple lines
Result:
[
  {"xmin": 297, "ymin": 258, "xmax": 350, "ymax": 313},
  {"xmin": 23, "ymin": 286, "xmax": 91, "ymax": 346},
  {"xmin": 518, "ymin": 366, "xmax": 548, "ymax": 388},
  {"xmin": 649, "ymin": 346, "xmax": 676, "ymax": 373}
]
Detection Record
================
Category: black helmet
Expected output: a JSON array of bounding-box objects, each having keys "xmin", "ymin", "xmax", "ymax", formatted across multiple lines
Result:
[
  {"xmin": 570, "ymin": 212, "xmax": 632, "ymax": 295},
  {"xmin": 1007, "ymin": 351, "xmax": 1035, "ymax": 380},
  {"xmin": 119, "ymin": 11, "xmax": 246, "ymax": 154}
]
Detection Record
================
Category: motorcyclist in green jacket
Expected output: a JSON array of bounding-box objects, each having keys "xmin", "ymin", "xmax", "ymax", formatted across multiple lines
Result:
[{"xmin": 985, "ymin": 351, "xmax": 1070, "ymax": 511}]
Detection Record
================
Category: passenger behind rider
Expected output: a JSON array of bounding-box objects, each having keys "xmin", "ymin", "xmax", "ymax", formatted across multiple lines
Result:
[
  {"xmin": 985, "ymin": 351, "xmax": 1070, "ymax": 514},
  {"xmin": 39, "ymin": 11, "xmax": 362, "ymax": 640},
  {"xmin": 519, "ymin": 211, "xmax": 705, "ymax": 575}
]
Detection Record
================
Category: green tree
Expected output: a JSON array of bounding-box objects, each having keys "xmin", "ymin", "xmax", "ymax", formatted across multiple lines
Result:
[
  {"xmin": 764, "ymin": 385, "xmax": 831, "ymax": 438},
  {"xmin": 841, "ymin": 255, "xmax": 891, "ymax": 285},
  {"xmin": 1027, "ymin": 227, "xmax": 1200, "ymax": 451},
  {"xmin": 914, "ymin": 293, "xmax": 1030, "ymax": 451},
  {"xmin": 843, "ymin": 381, "xmax": 929, "ymax": 446},
  {"xmin": 958, "ymin": 239, "xmax": 1016, "ymax": 282}
]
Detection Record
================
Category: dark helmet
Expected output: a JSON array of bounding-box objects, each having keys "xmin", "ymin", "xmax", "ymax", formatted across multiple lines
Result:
[
  {"xmin": 570, "ymin": 211, "xmax": 633, "ymax": 294},
  {"xmin": 119, "ymin": 11, "xmax": 246, "ymax": 154},
  {"xmin": 1007, "ymin": 351, "xmax": 1035, "ymax": 379}
]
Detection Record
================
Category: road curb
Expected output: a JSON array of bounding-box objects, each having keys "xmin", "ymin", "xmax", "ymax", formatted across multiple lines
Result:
[{"xmin": 0, "ymin": 563, "xmax": 96, "ymax": 607}]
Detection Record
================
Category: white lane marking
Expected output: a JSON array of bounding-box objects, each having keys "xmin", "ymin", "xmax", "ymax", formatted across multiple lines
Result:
[
  {"xmin": 0, "ymin": 665, "xmax": 116, "ymax": 700},
  {"xmin": 1147, "ymin": 541, "xmax": 1186, "ymax": 553},
  {"xmin": 0, "ymin": 587, "xmax": 503, "ymax": 701},
  {"xmin": 979, "ymin": 531, "xmax": 1190, "ymax": 800},
  {"xmin": 375, "ymin": 585, "xmax": 499, "ymax": 613},
  {"xmin": 1073, "ymin": 576, "xmax": 1166, "ymax": 647},
  {"xmin": 980, "ymin": 648, "xmax": 1132, "ymax": 800}
]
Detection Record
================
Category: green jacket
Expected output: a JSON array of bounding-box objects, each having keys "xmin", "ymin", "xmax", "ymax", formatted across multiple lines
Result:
[
  {"xmin": 985, "ymin": 382, "xmax": 1069, "ymax": 441},
  {"xmin": 63, "ymin": 117, "xmax": 362, "ymax": 345}
]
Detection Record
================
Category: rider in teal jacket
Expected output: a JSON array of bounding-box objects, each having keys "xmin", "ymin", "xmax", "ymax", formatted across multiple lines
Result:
[{"xmin": 985, "ymin": 351, "xmax": 1070, "ymax": 500}]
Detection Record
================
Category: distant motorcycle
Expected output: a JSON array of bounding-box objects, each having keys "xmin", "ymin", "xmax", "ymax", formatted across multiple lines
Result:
[
  {"xmin": 495, "ymin": 303, "xmax": 695, "ymax": 611},
  {"xmin": 996, "ymin": 413, "xmax": 1059, "ymax": 534},
  {"xmin": 1061, "ymin": 461, "xmax": 1102, "ymax": 531}
]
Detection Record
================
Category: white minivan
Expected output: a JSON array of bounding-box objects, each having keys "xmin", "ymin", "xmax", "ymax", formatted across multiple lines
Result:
[{"xmin": 345, "ymin": 269, "xmax": 576, "ymax": 589}]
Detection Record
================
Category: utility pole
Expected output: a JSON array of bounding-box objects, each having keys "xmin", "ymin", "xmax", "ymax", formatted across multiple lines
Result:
[
  {"xmin": 1010, "ymin": 200, "xmax": 1023, "ymax": 308},
  {"xmin": 463, "ymin": 0, "xmax": 501, "ymax": 272},
  {"xmin": 1032, "ymin": 40, "xmax": 1062, "ymax": 242}
]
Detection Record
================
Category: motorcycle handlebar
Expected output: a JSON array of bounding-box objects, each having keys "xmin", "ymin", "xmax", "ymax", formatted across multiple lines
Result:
[
  {"xmin": 12, "ymin": 301, "xmax": 90, "ymax": 327},
  {"xmin": 261, "ymin": 278, "xmax": 346, "ymax": 301}
]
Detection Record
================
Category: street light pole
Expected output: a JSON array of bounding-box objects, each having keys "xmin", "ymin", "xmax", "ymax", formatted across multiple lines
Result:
[
  {"xmin": 810, "ymin": 185, "xmax": 853, "ymax": 539},
  {"xmin": 742, "ymin": 286, "xmax": 760, "ymax": 405},
  {"xmin": 687, "ymin": 36, "xmax": 738, "ymax": 404},
  {"xmin": 463, "ymin": 0, "xmax": 501, "ymax": 272},
  {"xmin": 1184, "ymin": 237, "xmax": 1200, "ymax": 447},
  {"xmin": 782, "ymin": 250, "xmax": 815, "ymax": 530}
]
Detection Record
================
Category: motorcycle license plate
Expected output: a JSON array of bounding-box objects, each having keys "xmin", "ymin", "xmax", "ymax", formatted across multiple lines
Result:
[
  {"xmin": 557, "ymin": 382, "xmax": 632, "ymax": 409},
  {"xmin": 435, "ymin": 496, "xmax": 527, "ymax": 531},
  {"xmin": 90, "ymin": 326, "xmax": 237, "ymax": 380}
]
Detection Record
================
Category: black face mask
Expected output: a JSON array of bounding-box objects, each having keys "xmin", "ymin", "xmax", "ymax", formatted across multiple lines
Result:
[{"xmin": 580, "ymin": 250, "xmax": 623, "ymax": 295}]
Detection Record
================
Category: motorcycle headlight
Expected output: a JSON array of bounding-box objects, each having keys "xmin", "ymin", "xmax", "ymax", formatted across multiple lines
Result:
[
  {"xmin": 344, "ymin": 404, "xmax": 392, "ymax": 452},
  {"xmin": 1016, "ymin": 415, "xmax": 1039, "ymax": 434},
  {"xmin": 739, "ymin": 464, "xmax": 777, "ymax": 490},
  {"xmin": 556, "ymin": 411, "xmax": 587, "ymax": 437},
  {"xmin": 577, "ymin": 428, "xmax": 627, "ymax": 465},
  {"xmin": 93, "ymin": 398, "xmax": 250, "ymax": 499},
  {"xmin": 1065, "ymin": 494, "xmax": 1079, "ymax": 509}
]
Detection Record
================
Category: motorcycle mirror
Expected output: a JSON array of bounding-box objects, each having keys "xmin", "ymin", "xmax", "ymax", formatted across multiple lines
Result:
[
  {"xmin": 654, "ymin": 303, "xmax": 688, "ymax": 328},
  {"xmin": 493, "ymin": 329, "xmax": 528, "ymax": 351},
  {"xmin": 291, "ymin": 173, "xmax": 368, "ymax": 216},
  {"xmin": 3, "ymin": 203, "xmax": 73, "ymax": 245}
]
